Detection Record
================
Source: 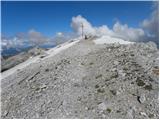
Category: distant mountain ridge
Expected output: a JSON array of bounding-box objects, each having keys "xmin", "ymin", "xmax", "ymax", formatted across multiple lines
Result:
[
  {"xmin": 1, "ymin": 44, "xmax": 55, "ymax": 57},
  {"xmin": 1, "ymin": 47, "xmax": 47, "ymax": 72}
]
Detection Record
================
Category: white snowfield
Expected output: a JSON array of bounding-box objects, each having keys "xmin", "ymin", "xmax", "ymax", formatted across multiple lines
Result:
[
  {"xmin": 1, "ymin": 39, "xmax": 80, "ymax": 80},
  {"xmin": 94, "ymin": 35, "xmax": 134, "ymax": 45}
]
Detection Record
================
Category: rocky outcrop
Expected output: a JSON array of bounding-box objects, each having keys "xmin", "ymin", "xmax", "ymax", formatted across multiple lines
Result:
[{"xmin": 1, "ymin": 40, "xmax": 159, "ymax": 119}]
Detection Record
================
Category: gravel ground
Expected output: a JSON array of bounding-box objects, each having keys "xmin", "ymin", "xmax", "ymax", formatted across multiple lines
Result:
[{"xmin": 1, "ymin": 39, "xmax": 159, "ymax": 119}]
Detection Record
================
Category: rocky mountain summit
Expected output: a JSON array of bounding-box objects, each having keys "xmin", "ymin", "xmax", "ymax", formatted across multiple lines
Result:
[{"xmin": 1, "ymin": 38, "xmax": 159, "ymax": 118}]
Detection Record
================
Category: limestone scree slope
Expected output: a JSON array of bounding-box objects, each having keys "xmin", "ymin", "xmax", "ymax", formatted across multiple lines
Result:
[{"xmin": 1, "ymin": 39, "xmax": 159, "ymax": 119}]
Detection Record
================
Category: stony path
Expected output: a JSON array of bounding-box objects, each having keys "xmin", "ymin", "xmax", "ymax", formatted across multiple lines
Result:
[{"xmin": 1, "ymin": 40, "xmax": 159, "ymax": 118}]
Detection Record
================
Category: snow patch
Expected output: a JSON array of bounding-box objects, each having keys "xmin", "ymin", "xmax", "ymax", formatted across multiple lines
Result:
[
  {"xmin": 94, "ymin": 35, "xmax": 134, "ymax": 45},
  {"xmin": 45, "ymin": 39, "xmax": 80, "ymax": 59}
]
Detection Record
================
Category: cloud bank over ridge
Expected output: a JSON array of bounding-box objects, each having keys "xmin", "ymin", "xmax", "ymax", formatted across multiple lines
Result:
[
  {"xmin": 71, "ymin": 2, "xmax": 158, "ymax": 43},
  {"xmin": 71, "ymin": 11, "xmax": 158, "ymax": 43}
]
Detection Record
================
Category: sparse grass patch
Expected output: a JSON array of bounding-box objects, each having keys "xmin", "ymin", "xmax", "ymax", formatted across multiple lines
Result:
[
  {"xmin": 110, "ymin": 72, "xmax": 118, "ymax": 79},
  {"xmin": 95, "ymin": 84, "xmax": 99, "ymax": 88},
  {"xmin": 154, "ymin": 66, "xmax": 159, "ymax": 69},
  {"xmin": 148, "ymin": 114, "xmax": 154, "ymax": 118},
  {"xmin": 123, "ymin": 66, "xmax": 128, "ymax": 71},
  {"xmin": 132, "ymin": 93, "xmax": 137, "ymax": 96},
  {"xmin": 89, "ymin": 62, "xmax": 94, "ymax": 65},
  {"xmin": 95, "ymin": 74, "xmax": 102, "ymax": 79},
  {"xmin": 35, "ymin": 87, "xmax": 40, "ymax": 91},
  {"xmin": 97, "ymin": 88, "xmax": 105, "ymax": 93},
  {"xmin": 105, "ymin": 78, "xmax": 110, "ymax": 82},
  {"xmin": 144, "ymin": 84, "xmax": 153, "ymax": 91},
  {"xmin": 136, "ymin": 79, "xmax": 145, "ymax": 86},
  {"xmin": 106, "ymin": 108, "xmax": 112, "ymax": 113},
  {"xmin": 110, "ymin": 90, "xmax": 116, "ymax": 95}
]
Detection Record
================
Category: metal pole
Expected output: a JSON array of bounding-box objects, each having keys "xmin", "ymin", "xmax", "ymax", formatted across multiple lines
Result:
[{"xmin": 81, "ymin": 23, "xmax": 84, "ymax": 39}]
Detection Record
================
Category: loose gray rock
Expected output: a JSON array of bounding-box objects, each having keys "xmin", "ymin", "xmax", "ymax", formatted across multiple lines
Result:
[
  {"xmin": 139, "ymin": 94, "xmax": 146, "ymax": 103},
  {"xmin": 1, "ymin": 40, "xmax": 159, "ymax": 119}
]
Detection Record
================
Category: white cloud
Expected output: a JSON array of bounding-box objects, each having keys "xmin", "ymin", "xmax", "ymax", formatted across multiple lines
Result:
[
  {"xmin": 28, "ymin": 29, "xmax": 48, "ymax": 46},
  {"xmin": 1, "ymin": 37, "xmax": 26, "ymax": 49},
  {"xmin": 52, "ymin": 32, "xmax": 77, "ymax": 45},
  {"xmin": 96, "ymin": 25, "xmax": 114, "ymax": 36},
  {"xmin": 71, "ymin": 15, "xmax": 146, "ymax": 42},
  {"xmin": 141, "ymin": 2, "xmax": 158, "ymax": 43},
  {"xmin": 56, "ymin": 32, "xmax": 63, "ymax": 36},
  {"xmin": 113, "ymin": 22, "xmax": 145, "ymax": 41},
  {"xmin": 1, "ymin": 30, "xmax": 49, "ymax": 50},
  {"xmin": 71, "ymin": 15, "xmax": 96, "ymax": 36},
  {"xmin": 71, "ymin": 15, "xmax": 116, "ymax": 37}
]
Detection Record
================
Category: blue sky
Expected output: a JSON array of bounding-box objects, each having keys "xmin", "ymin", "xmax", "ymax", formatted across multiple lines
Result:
[{"xmin": 2, "ymin": 1, "xmax": 154, "ymax": 37}]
